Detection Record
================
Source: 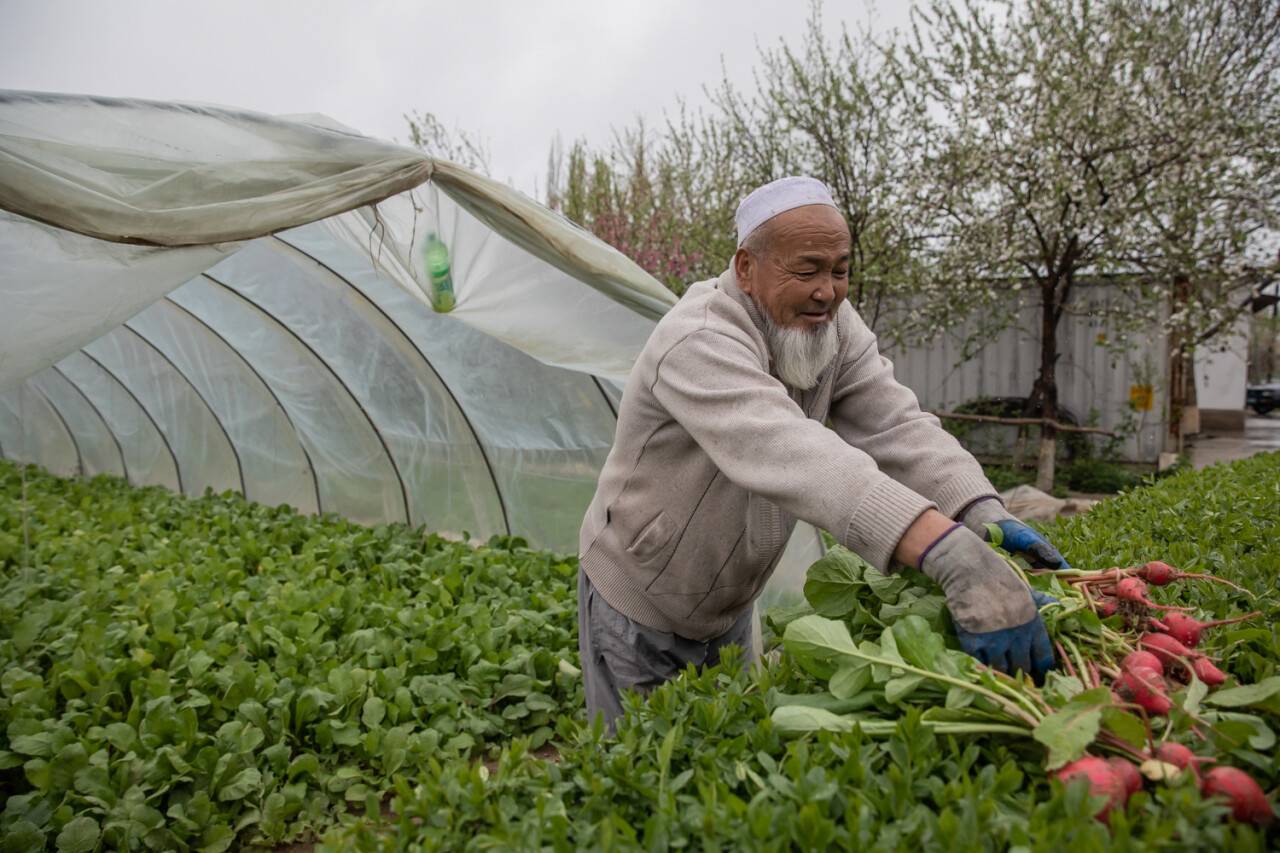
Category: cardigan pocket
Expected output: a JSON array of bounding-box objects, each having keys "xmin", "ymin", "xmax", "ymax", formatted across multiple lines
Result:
[{"xmin": 626, "ymin": 511, "xmax": 678, "ymax": 562}]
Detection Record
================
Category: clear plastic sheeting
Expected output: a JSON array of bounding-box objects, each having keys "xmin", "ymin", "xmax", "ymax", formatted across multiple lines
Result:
[
  {"xmin": 756, "ymin": 522, "xmax": 827, "ymax": 613},
  {"xmin": 53, "ymin": 352, "xmax": 180, "ymax": 491},
  {"xmin": 596, "ymin": 379, "xmax": 625, "ymax": 415},
  {"xmin": 234, "ymin": 237, "xmax": 505, "ymax": 537},
  {"xmin": 1, "ymin": 90, "xmax": 673, "ymax": 391},
  {"xmin": 83, "ymin": 328, "xmax": 241, "ymax": 498},
  {"xmin": 169, "ymin": 276, "xmax": 403, "ymax": 526},
  {"xmin": 0, "ymin": 382, "xmax": 79, "ymax": 477},
  {"xmin": 427, "ymin": 162, "xmax": 677, "ymax": 322},
  {"xmin": 0, "ymin": 90, "xmax": 432, "ymax": 246},
  {"xmin": 0, "ymin": 210, "xmax": 238, "ymax": 392},
  {"xmin": 279, "ymin": 224, "xmax": 619, "ymax": 548},
  {"xmin": 126, "ymin": 301, "xmax": 319, "ymax": 513},
  {"xmin": 0, "ymin": 89, "xmax": 824, "ymax": 606},
  {"xmin": 320, "ymin": 185, "xmax": 673, "ymax": 383},
  {"xmin": 28, "ymin": 369, "xmax": 125, "ymax": 479}
]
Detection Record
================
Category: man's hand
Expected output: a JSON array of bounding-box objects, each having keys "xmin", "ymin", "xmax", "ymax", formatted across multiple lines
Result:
[
  {"xmin": 961, "ymin": 498, "xmax": 1070, "ymax": 570},
  {"xmin": 903, "ymin": 517, "xmax": 1055, "ymax": 683}
]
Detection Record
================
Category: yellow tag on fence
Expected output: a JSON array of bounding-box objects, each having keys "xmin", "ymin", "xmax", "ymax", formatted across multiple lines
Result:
[{"xmin": 1129, "ymin": 384, "xmax": 1154, "ymax": 412}]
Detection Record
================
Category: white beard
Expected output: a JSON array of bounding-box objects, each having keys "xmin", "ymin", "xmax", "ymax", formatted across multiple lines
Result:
[{"xmin": 760, "ymin": 310, "xmax": 839, "ymax": 390}]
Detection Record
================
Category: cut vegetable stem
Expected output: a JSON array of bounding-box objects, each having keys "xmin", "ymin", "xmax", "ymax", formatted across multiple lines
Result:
[{"xmin": 842, "ymin": 647, "xmax": 1041, "ymax": 726}]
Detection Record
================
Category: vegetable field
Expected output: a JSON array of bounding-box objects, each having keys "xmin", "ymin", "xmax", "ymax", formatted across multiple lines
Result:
[{"xmin": 2, "ymin": 454, "xmax": 1278, "ymax": 850}]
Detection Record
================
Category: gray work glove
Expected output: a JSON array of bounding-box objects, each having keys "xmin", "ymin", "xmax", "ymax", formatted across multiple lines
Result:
[
  {"xmin": 961, "ymin": 497, "xmax": 1071, "ymax": 570},
  {"xmin": 919, "ymin": 524, "xmax": 1055, "ymax": 683}
]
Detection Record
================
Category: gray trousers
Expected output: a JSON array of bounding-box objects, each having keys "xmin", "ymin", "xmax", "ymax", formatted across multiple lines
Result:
[{"xmin": 577, "ymin": 567, "xmax": 756, "ymax": 730}]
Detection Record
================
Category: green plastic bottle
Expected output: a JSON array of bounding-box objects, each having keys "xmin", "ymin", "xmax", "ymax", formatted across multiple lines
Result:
[{"xmin": 422, "ymin": 232, "xmax": 456, "ymax": 313}]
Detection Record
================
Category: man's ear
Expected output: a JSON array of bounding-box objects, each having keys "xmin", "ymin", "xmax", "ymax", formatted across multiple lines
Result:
[{"xmin": 733, "ymin": 248, "xmax": 754, "ymax": 295}]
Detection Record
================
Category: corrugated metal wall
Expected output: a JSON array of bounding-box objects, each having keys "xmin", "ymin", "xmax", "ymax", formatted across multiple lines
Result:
[{"xmin": 880, "ymin": 284, "xmax": 1168, "ymax": 462}]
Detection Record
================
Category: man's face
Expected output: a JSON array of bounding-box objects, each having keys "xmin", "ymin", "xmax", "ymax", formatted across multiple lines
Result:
[{"xmin": 733, "ymin": 205, "xmax": 851, "ymax": 330}]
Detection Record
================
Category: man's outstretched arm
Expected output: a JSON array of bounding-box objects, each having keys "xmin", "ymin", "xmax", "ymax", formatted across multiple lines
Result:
[{"xmin": 829, "ymin": 320, "xmax": 1070, "ymax": 570}]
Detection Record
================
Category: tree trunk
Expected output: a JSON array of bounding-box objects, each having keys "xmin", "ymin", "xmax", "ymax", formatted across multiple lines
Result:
[
  {"xmin": 1032, "ymin": 278, "xmax": 1060, "ymax": 493},
  {"xmin": 1035, "ymin": 430, "xmax": 1057, "ymax": 492},
  {"xmin": 1165, "ymin": 275, "xmax": 1193, "ymax": 453}
]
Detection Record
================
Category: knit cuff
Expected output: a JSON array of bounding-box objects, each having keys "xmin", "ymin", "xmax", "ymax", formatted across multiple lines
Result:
[
  {"xmin": 841, "ymin": 478, "xmax": 936, "ymax": 573},
  {"xmin": 959, "ymin": 496, "xmax": 1016, "ymax": 538},
  {"xmin": 955, "ymin": 494, "xmax": 1002, "ymax": 522},
  {"xmin": 932, "ymin": 471, "xmax": 1002, "ymax": 519}
]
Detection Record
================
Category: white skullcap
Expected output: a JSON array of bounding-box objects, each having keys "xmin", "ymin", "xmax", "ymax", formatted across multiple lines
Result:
[{"xmin": 735, "ymin": 176, "xmax": 838, "ymax": 248}]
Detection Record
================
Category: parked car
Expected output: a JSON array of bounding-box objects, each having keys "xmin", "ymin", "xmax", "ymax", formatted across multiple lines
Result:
[{"xmin": 1247, "ymin": 381, "xmax": 1279, "ymax": 416}]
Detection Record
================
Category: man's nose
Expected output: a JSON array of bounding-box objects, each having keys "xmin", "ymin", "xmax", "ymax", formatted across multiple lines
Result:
[{"xmin": 811, "ymin": 275, "xmax": 836, "ymax": 304}]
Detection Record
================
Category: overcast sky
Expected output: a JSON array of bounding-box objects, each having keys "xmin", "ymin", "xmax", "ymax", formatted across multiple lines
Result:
[{"xmin": 0, "ymin": 0, "xmax": 911, "ymax": 195}]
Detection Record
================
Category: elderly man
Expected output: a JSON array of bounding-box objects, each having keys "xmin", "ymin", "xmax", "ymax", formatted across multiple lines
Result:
[{"xmin": 577, "ymin": 176, "xmax": 1068, "ymax": 727}]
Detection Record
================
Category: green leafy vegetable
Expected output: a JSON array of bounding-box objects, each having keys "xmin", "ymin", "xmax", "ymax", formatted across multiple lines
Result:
[
  {"xmin": 1033, "ymin": 688, "xmax": 1110, "ymax": 770},
  {"xmin": 801, "ymin": 548, "xmax": 868, "ymax": 617}
]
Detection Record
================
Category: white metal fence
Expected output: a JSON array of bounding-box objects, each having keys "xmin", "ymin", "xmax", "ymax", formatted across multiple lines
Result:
[{"xmin": 880, "ymin": 285, "xmax": 1168, "ymax": 463}]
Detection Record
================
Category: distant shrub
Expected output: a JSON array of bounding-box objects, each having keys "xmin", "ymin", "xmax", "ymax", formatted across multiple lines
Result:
[{"xmin": 1060, "ymin": 458, "xmax": 1143, "ymax": 493}]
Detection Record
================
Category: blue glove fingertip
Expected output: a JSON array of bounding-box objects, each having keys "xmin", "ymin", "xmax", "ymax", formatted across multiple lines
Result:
[
  {"xmin": 1031, "ymin": 590, "xmax": 1060, "ymax": 609},
  {"xmin": 997, "ymin": 520, "xmax": 1071, "ymax": 570},
  {"xmin": 1008, "ymin": 645, "xmax": 1033, "ymax": 680},
  {"xmin": 956, "ymin": 614, "xmax": 1056, "ymax": 682}
]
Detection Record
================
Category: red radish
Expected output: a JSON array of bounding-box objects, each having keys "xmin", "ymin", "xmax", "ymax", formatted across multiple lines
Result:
[
  {"xmin": 1115, "ymin": 577, "xmax": 1193, "ymax": 612},
  {"xmin": 1138, "ymin": 560, "xmax": 1249, "ymax": 594},
  {"xmin": 1107, "ymin": 757, "xmax": 1143, "ymax": 797},
  {"xmin": 1118, "ymin": 666, "xmax": 1172, "ymax": 716},
  {"xmin": 1114, "ymin": 577, "xmax": 1149, "ymax": 603},
  {"xmin": 1190, "ymin": 657, "xmax": 1228, "ymax": 687},
  {"xmin": 1154, "ymin": 742, "xmax": 1202, "ymax": 771},
  {"xmin": 1056, "ymin": 756, "xmax": 1128, "ymax": 819},
  {"xmin": 1140, "ymin": 561, "xmax": 1177, "ymax": 585},
  {"xmin": 1142, "ymin": 633, "xmax": 1229, "ymax": 685},
  {"xmin": 1122, "ymin": 650, "xmax": 1164, "ymax": 677},
  {"xmin": 1095, "ymin": 597, "xmax": 1119, "ymax": 618},
  {"xmin": 1155, "ymin": 611, "xmax": 1263, "ymax": 649},
  {"xmin": 1200, "ymin": 766, "xmax": 1275, "ymax": 826},
  {"xmin": 1140, "ymin": 633, "xmax": 1200, "ymax": 671}
]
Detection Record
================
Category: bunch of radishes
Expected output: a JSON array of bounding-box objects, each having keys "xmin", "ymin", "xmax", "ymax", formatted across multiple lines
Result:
[
  {"xmin": 1044, "ymin": 561, "xmax": 1259, "ymax": 716},
  {"xmin": 1034, "ymin": 559, "xmax": 1274, "ymax": 827},
  {"xmin": 1071, "ymin": 561, "xmax": 1260, "ymax": 714},
  {"xmin": 1111, "ymin": 635, "xmax": 1231, "ymax": 715},
  {"xmin": 1070, "ymin": 561, "xmax": 1255, "ymax": 630},
  {"xmin": 1056, "ymin": 751, "xmax": 1274, "ymax": 826}
]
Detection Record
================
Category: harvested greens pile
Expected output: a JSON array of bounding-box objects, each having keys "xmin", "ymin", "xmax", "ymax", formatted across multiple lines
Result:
[{"xmin": 772, "ymin": 548, "xmax": 1276, "ymax": 826}]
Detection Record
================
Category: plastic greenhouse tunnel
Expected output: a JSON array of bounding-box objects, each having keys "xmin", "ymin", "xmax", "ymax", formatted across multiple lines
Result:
[{"xmin": 0, "ymin": 89, "xmax": 824, "ymax": 611}]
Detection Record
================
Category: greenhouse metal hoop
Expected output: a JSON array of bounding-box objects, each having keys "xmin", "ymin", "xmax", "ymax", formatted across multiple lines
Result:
[
  {"xmin": 270, "ymin": 234, "xmax": 513, "ymax": 535},
  {"xmin": 119, "ymin": 322, "xmax": 247, "ymax": 498},
  {"xmin": 160, "ymin": 296, "xmax": 325, "ymax": 514},
  {"xmin": 28, "ymin": 383, "xmax": 84, "ymax": 476},
  {"xmin": 50, "ymin": 364, "xmax": 130, "ymax": 483},
  {"xmin": 77, "ymin": 349, "xmax": 184, "ymax": 494},
  {"xmin": 202, "ymin": 272, "xmax": 412, "ymax": 524}
]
